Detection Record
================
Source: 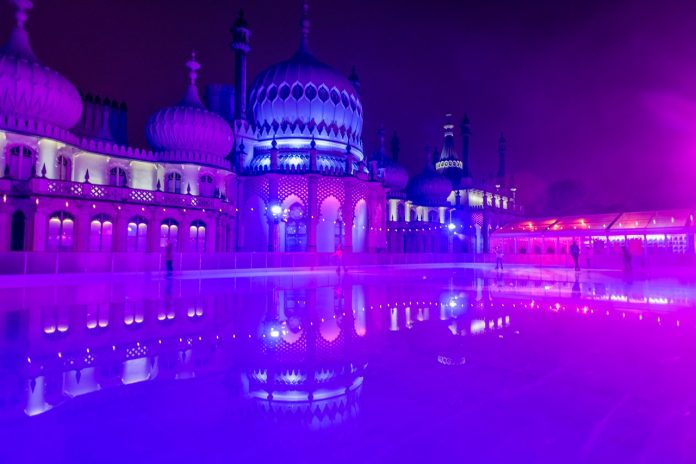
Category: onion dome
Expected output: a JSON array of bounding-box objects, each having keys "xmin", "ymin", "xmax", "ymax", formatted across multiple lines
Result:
[
  {"xmin": 407, "ymin": 152, "xmax": 453, "ymax": 206},
  {"xmin": 0, "ymin": 0, "xmax": 82, "ymax": 132},
  {"xmin": 146, "ymin": 52, "xmax": 233, "ymax": 158},
  {"xmin": 248, "ymin": 2, "xmax": 363, "ymax": 152}
]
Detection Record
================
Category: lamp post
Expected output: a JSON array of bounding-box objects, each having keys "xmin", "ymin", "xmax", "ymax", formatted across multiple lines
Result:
[{"xmin": 269, "ymin": 203, "xmax": 284, "ymax": 252}]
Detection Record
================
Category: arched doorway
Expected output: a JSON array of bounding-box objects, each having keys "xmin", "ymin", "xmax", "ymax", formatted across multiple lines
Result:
[
  {"xmin": 317, "ymin": 196, "xmax": 342, "ymax": 252},
  {"xmin": 10, "ymin": 211, "xmax": 25, "ymax": 251},
  {"xmin": 352, "ymin": 199, "xmax": 367, "ymax": 252},
  {"xmin": 285, "ymin": 203, "xmax": 307, "ymax": 252},
  {"xmin": 243, "ymin": 195, "xmax": 268, "ymax": 252}
]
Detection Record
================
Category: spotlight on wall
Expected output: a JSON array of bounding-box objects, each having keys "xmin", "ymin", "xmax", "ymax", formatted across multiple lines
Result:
[{"xmin": 447, "ymin": 223, "xmax": 456, "ymax": 231}]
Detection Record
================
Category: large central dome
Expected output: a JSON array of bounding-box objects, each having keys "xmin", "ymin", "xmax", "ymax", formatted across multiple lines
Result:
[{"xmin": 248, "ymin": 5, "xmax": 363, "ymax": 152}]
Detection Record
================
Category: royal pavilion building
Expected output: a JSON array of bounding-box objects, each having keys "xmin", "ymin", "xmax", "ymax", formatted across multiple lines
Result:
[{"xmin": 0, "ymin": 0, "xmax": 519, "ymax": 271}]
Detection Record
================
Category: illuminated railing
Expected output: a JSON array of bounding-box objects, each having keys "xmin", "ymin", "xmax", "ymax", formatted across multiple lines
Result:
[{"xmin": 0, "ymin": 177, "xmax": 231, "ymax": 211}]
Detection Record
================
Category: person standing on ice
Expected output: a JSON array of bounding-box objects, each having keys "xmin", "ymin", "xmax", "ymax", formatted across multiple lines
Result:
[
  {"xmin": 332, "ymin": 243, "xmax": 346, "ymax": 274},
  {"xmin": 164, "ymin": 240, "xmax": 174, "ymax": 277},
  {"xmin": 494, "ymin": 245, "xmax": 504, "ymax": 271},
  {"xmin": 570, "ymin": 240, "xmax": 581, "ymax": 272}
]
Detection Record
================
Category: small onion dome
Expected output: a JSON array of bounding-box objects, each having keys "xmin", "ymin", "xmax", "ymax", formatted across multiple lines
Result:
[
  {"xmin": 0, "ymin": 0, "xmax": 82, "ymax": 131},
  {"xmin": 146, "ymin": 52, "xmax": 233, "ymax": 158},
  {"xmin": 407, "ymin": 161, "xmax": 452, "ymax": 206}
]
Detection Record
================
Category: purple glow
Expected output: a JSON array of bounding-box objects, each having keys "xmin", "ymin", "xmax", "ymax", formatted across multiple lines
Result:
[{"xmin": 2, "ymin": 266, "xmax": 696, "ymax": 462}]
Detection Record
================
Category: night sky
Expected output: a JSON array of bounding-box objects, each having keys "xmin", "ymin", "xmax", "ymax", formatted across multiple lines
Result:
[{"xmin": 1, "ymin": 0, "xmax": 695, "ymax": 214}]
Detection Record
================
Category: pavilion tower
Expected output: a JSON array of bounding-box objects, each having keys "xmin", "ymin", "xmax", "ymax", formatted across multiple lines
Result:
[
  {"xmin": 496, "ymin": 133, "xmax": 506, "ymax": 183},
  {"xmin": 459, "ymin": 114, "xmax": 472, "ymax": 179},
  {"xmin": 230, "ymin": 9, "xmax": 251, "ymax": 121},
  {"xmin": 436, "ymin": 113, "xmax": 464, "ymax": 187}
]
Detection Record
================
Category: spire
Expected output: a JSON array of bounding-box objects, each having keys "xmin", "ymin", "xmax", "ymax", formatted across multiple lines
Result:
[
  {"xmin": 231, "ymin": 9, "xmax": 251, "ymax": 120},
  {"xmin": 2, "ymin": 0, "xmax": 37, "ymax": 60},
  {"xmin": 439, "ymin": 113, "xmax": 457, "ymax": 161},
  {"xmin": 300, "ymin": 0, "xmax": 311, "ymax": 52},
  {"xmin": 459, "ymin": 114, "xmax": 471, "ymax": 178},
  {"xmin": 348, "ymin": 65, "xmax": 361, "ymax": 94},
  {"xmin": 377, "ymin": 125, "xmax": 386, "ymax": 162},
  {"xmin": 390, "ymin": 131, "xmax": 400, "ymax": 163},
  {"xmin": 180, "ymin": 50, "xmax": 204, "ymax": 108},
  {"xmin": 497, "ymin": 133, "xmax": 506, "ymax": 179}
]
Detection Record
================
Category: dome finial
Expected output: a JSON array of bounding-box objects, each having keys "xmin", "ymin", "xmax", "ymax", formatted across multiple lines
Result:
[
  {"xmin": 186, "ymin": 50, "xmax": 200, "ymax": 86},
  {"xmin": 300, "ymin": 0, "xmax": 310, "ymax": 51},
  {"xmin": 180, "ymin": 50, "xmax": 204, "ymax": 108},
  {"xmin": 3, "ymin": 0, "xmax": 36, "ymax": 60},
  {"xmin": 13, "ymin": 0, "xmax": 32, "ymax": 30}
]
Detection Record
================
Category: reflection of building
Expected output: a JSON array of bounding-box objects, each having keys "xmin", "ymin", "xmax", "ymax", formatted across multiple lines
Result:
[
  {"xmin": 0, "ymin": 2, "xmax": 520, "ymax": 259},
  {"xmin": 242, "ymin": 285, "xmax": 367, "ymax": 429}
]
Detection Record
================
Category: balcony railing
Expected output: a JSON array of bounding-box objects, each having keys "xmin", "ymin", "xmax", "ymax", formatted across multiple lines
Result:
[{"xmin": 0, "ymin": 177, "xmax": 233, "ymax": 211}]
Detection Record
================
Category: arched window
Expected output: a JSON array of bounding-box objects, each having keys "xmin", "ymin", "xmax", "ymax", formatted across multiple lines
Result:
[
  {"xmin": 55, "ymin": 155, "xmax": 71, "ymax": 181},
  {"xmin": 199, "ymin": 174, "xmax": 215, "ymax": 197},
  {"xmin": 7, "ymin": 145, "xmax": 35, "ymax": 179},
  {"xmin": 127, "ymin": 216, "xmax": 148, "ymax": 252},
  {"xmin": 397, "ymin": 203, "xmax": 405, "ymax": 222},
  {"xmin": 109, "ymin": 167, "xmax": 128, "ymax": 187},
  {"xmin": 160, "ymin": 219, "xmax": 179, "ymax": 249},
  {"xmin": 89, "ymin": 214, "xmax": 113, "ymax": 252},
  {"xmin": 428, "ymin": 210, "xmax": 439, "ymax": 223},
  {"xmin": 47, "ymin": 212, "xmax": 75, "ymax": 251},
  {"xmin": 285, "ymin": 203, "xmax": 307, "ymax": 252},
  {"xmin": 165, "ymin": 172, "xmax": 182, "ymax": 194},
  {"xmin": 189, "ymin": 220, "xmax": 206, "ymax": 252}
]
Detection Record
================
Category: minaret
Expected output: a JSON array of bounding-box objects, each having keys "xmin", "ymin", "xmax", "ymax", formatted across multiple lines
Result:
[
  {"xmin": 459, "ymin": 114, "xmax": 471, "ymax": 178},
  {"xmin": 436, "ymin": 113, "xmax": 463, "ymax": 187},
  {"xmin": 230, "ymin": 9, "xmax": 251, "ymax": 120},
  {"xmin": 348, "ymin": 66, "xmax": 361, "ymax": 94},
  {"xmin": 376, "ymin": 125, "xmax": 386, "ymax": 163},
  {"xmin": 496, "ymin": 134, "xmax": 506, "ymax": 181},
  {"xmin": 390, "ymin": 131, "xmax": 400, "ymax": 163}
]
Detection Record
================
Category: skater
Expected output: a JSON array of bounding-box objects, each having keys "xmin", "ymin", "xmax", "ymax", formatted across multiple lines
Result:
[
  {"xmin": 494, "ymin": 245, "xmax": 504, "ymax": 271},
  {"xmin": 570, "ymin": 240, "xmax": 580, "ymax": 271},
  {"xmin": 332, "ymin": 243, "xmax": 346, "ymax": 274},
  {"xmin": 164, "ymin": 239, "xmax": 174, "ymax": 277}
]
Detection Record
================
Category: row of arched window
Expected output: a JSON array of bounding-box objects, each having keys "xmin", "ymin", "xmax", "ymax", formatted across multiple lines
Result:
[
  {"xmin": 392, "ymin": 203, "xmax": 441, "ymax": 223},
  {"xmin": 45, "ymin": 212, "xmax": 207, "ymax": 252},
  {"xmin": 3, "ymin": 145, "xmax": 219, "ymax": 197}
]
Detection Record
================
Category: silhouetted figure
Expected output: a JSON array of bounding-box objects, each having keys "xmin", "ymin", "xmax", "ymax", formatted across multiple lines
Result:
[
  {"xmin": 494, "ymin": 246, "xmax": 504, "ymax": 271},
  {"xmin": 570, "ymin": 240, "xmax": 580, "ymax": 272},
  {"xmin": 332, "ymin": 243, "xmax": 346, "ymax": 274},
  {"xmin": 622, "ymin": 245, "xmax": 632, "ymax": 273},
  {"xmin": 165, "ymin": 240, "xmax": 174, "ymax": 276}
]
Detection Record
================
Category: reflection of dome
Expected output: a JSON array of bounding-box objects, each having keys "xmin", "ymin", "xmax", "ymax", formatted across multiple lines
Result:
[
  {"xmin": 146, "ymin": 54, "xmax": 233, "ymax": 158},
  {"xmin": 248, "ymin": 6, "xmax": 362, "ymax": 151},
  {"xmin": 407, "ymin": 163, "xmax": 452, "ymax": 206},
  {"xmin": 0, "ymin": 2, "xmax": 82, "ymax": 132}
]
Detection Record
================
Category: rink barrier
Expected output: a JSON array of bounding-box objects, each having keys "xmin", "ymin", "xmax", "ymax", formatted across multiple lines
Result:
[{"xmin": 0, "ymin": 251, "xmax": 692, "ymax": 275}]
